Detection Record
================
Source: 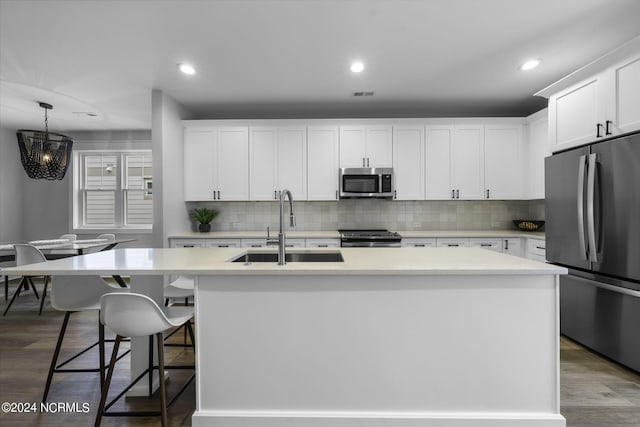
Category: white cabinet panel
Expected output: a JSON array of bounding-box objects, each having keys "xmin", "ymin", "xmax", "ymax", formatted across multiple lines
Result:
[
  {"xmin": 241, "ymin": 238, "xmax": 267, "ymax": 248},
  {"xmin": 393, "ymin": 125, "xmax": 424, "ymax": 200},
  {"xmin": 249, "ymin": 127, "xmax": 278, "ymax": 201},
  {"xmin": 502, "ymin": 238, "xmax": 522, "ymax": 257},
  {"xmin": 526, "ymin": 112, "xmax": 549, "ymax": 200},
  {"xmin": 366, "ymin": 126, "xmax": 393, "ymax": 167},
  {"xmin": 249, "ymin": 126, "xmax": 306, "ymax": 201},
  {"xmin": 401, "ymin": 238, "xmax": 436, "ymax": 248},
  {"xmin": 436, "ymin": 238, "xmax": 469, "ymax": 248},
  {"xmin": 611, "ymin": 56, "xmax": 640, "ymax": 134},
  {"xmin": 484, "ymin": 125, "xmax": 523, "ymax": 199},
  {"xmin": 307, "ymin": 126, "xmax": 339, "ymax": 201},
  {"xmin": 306, "ymin": 238, "xmax": 341, "ymax": 248},
  {"xmin": 207, "ymin": 239, "xmax": 241, "ymax": 248},
  {"xmin": 169, "ymin": 239, "xmax": 207, "ymax": 248},
  {"xmin": 184, "ymin": 127, "xmax": 248, "ymax": 201},
  {"xmin": 339, "ymin": 125, "xmax": 392, "ymax": 168},
  {"xmin": 452, "ymin": 125, "xmax": 484, "ymax": 200},
  {"xmin": 216, "ymin": 127, "xmax": 249, "ymax": 201},
  {"xmin": 550, "ymin": 77, "xmax": 601, "ymax": 151},
  {"xmin": 277, "ymin": 127, "xmax": 307, "ymax": 199},
  {"xmin": 469, "ymin": 238, "xmax": 502, "ymax": 252},
  {"xmin": 425, "ymin": 126, "xmax": 453, "ymax": 200},
  {"xmin": 526, "ymin": 238, "xmax": 546, "ymax": 261},
  {"xmin": 184, "ymin": 128, "xmax": 216, "ymax": 201}
]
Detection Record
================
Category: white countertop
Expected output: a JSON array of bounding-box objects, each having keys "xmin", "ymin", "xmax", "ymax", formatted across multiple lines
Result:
[
  {"xmin": 169, "ymin": 230, "xmax": 545, "ymax": 239},
  {"xmin": 1, "ymin": 247, "xmax": 564, "ymax": 276}
]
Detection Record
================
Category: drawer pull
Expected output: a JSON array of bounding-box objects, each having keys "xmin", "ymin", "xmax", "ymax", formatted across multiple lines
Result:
[
  {"xmin": 218, "ymin": 245, "xmax": 229, "ymax": 248},
  {"xmin": 536, "ymin": 246, "xmax": 545, "ymax": 250},
  {"xmin": 447, "ymin": 244, "xmax": 459, "ymax": 247}
]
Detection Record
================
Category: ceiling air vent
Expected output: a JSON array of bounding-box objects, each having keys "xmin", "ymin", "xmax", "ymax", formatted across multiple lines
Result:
[{"xmin": 353, "ymin": 91, "xmax": 374, "ymax": 97}]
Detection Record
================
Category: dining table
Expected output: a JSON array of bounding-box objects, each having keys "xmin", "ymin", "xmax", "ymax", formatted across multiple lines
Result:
[{"xmin": 1, "ymin": 238, "xmax": 136, "ymax": 300}]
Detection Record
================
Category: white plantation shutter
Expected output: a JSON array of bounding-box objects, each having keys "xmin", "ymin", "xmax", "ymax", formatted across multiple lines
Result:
[
  {"xmin": 124, "ymin": 153, "xmax": 153, "ymax": 225},
  {"xmin": 76, "ymin": 151, "xmax": 152, "ymax": 229}
]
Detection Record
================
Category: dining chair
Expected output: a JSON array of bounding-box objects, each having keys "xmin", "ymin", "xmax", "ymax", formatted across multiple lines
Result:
[
  {"xmin": 3, "ymin": 244, "xmax": 49, "ymax": 316},
  {"xmin": 97, "ymin": 233, "xmax": 115, "ymax": 242},
  {"xmin": 58, "ymin": 234, "xmax": 77, "ymax": 241},
  {"xmin": 42, "ymin": 275, "xmax": 130, "ymax": 404},
  {"xmin": 95, "ymin": 292, "xmax": 195, "ymax": 426}
]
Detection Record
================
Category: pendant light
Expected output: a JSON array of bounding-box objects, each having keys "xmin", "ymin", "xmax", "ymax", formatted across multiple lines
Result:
[{"xmin": 16, "ymin": 102, "xmax": 74, "ymax": 180}]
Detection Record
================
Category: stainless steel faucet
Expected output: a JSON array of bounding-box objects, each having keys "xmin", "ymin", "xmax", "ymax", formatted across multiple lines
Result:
[{"xmin": 266, "ymin": 189, "xmax": 295, "ymax": 265}]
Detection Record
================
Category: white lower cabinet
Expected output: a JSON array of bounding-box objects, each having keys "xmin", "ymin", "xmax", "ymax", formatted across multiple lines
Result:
[
  {"xmin": 502, "ymin": 238, "xmax": 523, "ymax": 257},
  {"xmin": 207, "ymin": 239, "xmax": 241, "ymax": 248},
  {"xmin": 436, "ymin": 238, "xmax": 469, "ymax": 248},
  {"xmin": 306, "ymin": 238, "xmax": 341, "ymax": 248},
  {"xmin": 401, "ymin": 238, "xmax": 436, "ymax": 248},
  {"xmin": 170, "ymin": 239, "xmax": 207, "ymax": 248},
  {"xmin": 469, "ymin": 238, "xmax": 502, "ymax": 252},
  {"xmin": 526, "ymin": 238, "xmax": 546, "ymax": 262}
]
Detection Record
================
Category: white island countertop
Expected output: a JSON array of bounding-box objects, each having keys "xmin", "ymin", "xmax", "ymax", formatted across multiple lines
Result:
[{"xmin": 2, "ymin": 247, "xmax": 565, "ymax": 277}]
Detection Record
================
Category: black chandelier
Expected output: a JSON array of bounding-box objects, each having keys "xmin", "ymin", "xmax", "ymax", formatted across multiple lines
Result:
[{"xmin": 16, "ymin": 102, "xmax": 74, "ymax": 180}]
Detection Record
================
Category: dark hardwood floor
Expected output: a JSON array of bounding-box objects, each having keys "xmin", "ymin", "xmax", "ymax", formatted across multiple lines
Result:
[{"xmin": 1, "ymin": 278, "xmax": 639, "ymax": 426}]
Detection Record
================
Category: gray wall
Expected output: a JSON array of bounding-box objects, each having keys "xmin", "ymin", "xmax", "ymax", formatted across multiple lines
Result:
[{"xmin": 0, "ymin": 126, "xmax": 24, "ymax": 242}]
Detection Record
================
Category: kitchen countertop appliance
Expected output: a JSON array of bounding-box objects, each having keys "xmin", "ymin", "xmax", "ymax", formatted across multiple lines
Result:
[
  {"xmin": 339, "ymin": 229, "xmax": 402, "ymax": 247},
  {"xmin": 545, "ymin": 130, "xmax": 640, "ymax": 373}
]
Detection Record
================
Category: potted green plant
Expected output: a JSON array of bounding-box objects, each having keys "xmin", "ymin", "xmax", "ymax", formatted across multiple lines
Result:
[{"xmin": 190, "ymin": 207, "xmax": 219, "ymax": 232}]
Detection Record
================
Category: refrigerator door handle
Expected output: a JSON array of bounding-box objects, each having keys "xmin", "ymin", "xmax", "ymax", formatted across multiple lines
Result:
[
  {"xmin": 577, "ymin": 155, "xmax": 588, "ymax": 260},
  {"xmin": 586, "ymin": 153, "xmax": 598, "ymax": 263}
]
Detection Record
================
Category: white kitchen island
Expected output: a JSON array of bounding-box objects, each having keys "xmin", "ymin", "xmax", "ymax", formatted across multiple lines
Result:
[{"xmin": 3, "ymin": 247, "xmax": 567, "ymax": 427}]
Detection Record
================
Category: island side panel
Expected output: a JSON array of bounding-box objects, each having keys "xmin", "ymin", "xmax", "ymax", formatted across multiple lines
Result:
[{"xmin": 193, "ymin": 273, "xmax": 562, "ymax": 427}]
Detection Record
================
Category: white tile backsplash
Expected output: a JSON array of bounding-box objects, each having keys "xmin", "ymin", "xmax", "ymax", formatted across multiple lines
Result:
[{"xmin": 186, "ymin": 199, "xmax": 545, "ymax": 233}]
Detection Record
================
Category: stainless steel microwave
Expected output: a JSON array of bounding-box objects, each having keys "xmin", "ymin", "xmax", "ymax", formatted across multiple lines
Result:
[{"xmin": 339, "ymin": 168, "xmax": 394, "ymax": 199}]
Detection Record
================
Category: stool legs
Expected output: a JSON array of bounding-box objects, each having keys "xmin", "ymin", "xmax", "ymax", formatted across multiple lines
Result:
[{"xmin": 95, "ymin": 334, "xmax": 122, "ymax": 427}]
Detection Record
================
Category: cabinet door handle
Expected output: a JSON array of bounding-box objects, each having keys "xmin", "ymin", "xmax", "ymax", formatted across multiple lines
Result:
[
  {"xmin": 367, "ymin": 157, "xmax": 370, "ymax": 167},
  {"xmin": 456, "ymin": 189, "xmax": 460, "ymax": 199},
  {"xmin": 217, "ymin": 190, "xmax": 221, "ymax": 200},
  {"xmin": 505, "ymin": 240, "xmax": 509, "ymax": 251},
  {"xmin": 536, "ymin": 246, "xmax": 545, "ymax": 250},
  {"xmin": 362, "ymin": 157, "xmax": 366, "ymax": 167},
  {"xmin": 415, "ymin": 244, "xmax": 426, "ymax": 247},
  {"xmin": 336, "ymin": 190, "xmax": 338, "ymax": 199},
  {"xmin": 218, "ymin": 244, "xmax": 229, "ymax": 248},
  {"xmin": 447, "ymin": 244, "xmax": 459, "ymax": 247},
  {"xmin": 184, "ymin": 245, "xmax": 195, "ymax": 248},
  {"xmin": 451, "ymin": 189, "xmax": 455, "ymax": 199},
  {"xmin": 605, "ymin": 120, "xmax": 612, "ymax": 136},
  {"xmin": 274, "ymin": 190, "xmax": 277, "ymax": 200},
  {"xmin": 317, "ymin": 244, "xmax": 328, "ymax": 248},
  {"xmin": 596, "ymin": 123, "xmax": 603, "ymax": 138},
  {"xmin": 251, "ymin": 244, "xmax": 262, "ymax": 248},
  {"xmin": 486, "ymin": 189, "xmax": 490, "ymax": 199},
  {"xmin": 213, "ymin": 189, "xmax": 217, "ymax": 200},
  {"xmin": 480, "ymin": 244, "xmax": 492, "ymax": 247},
  {"xmin": 394, "ymin": 190, "xmax": 397, "ymax": 199}
]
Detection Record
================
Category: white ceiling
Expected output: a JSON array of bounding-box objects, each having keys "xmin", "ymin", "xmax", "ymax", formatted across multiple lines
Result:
[{"xmin": 1, "ymin": 0, "xmax": 640, "ymax": 133}]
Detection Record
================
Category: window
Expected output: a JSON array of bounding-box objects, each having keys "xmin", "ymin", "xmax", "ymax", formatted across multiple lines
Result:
[{"xmin": 73, "ymin": 150, "xmax": 152, "ymax": 230}]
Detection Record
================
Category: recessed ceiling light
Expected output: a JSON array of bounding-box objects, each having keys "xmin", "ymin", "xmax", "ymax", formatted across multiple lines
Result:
[
  {"xmin": 520, "ymin": 59, "xmax": 541, "ymax": 71},
  {"xmin": 178, "ymin": 63, "xmax": 196, "ymax": 75},
  {"xmin": 350, "ymin": 61, "xmax": 365, "ymax": 73}
]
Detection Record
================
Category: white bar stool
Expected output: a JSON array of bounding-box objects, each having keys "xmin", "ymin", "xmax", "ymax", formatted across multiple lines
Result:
[
  {"xmin": 42, "ymin": 275, "xmax": 130, "ymax": 403},
  {"xmin": 95, "ymin": 292, "xmax": 195, "ymax": 426}
]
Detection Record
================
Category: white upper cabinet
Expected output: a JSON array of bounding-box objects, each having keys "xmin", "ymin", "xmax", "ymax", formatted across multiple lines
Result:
[
  {"xmin": 525, "ymin": 110, "xmax": 549, "ymax": 199},
  {"xmin": 393, "ymin": 125, "xmax": 424, "ymax": 200},
  {"xmin": 425, "ymin": 126, "xmax": 453, "ymax": 200},
  {"xmin": 484, "ymin": 125, "xmax": 523, "ymax": 199},
  {"xmin": 307, "ymin": 126, "xmax": 339, "ymax": 200},
  {"xmin": 249, "ymin": 126, "xmax": 307, "ymax": 201},
  {"xmin": 602, "ymin": 55, "xmax": 640, "ymax": 135},
  {"xmin": 425, "ymin": 124, "xmax": 485, "ymax": 200},
  {"xmin": 184, "ymin": 127, "xmax": 248, "ymax": 201},
  {"xmin": 452, "ymin": 125, "xmax": 485, "ymax": 200},
  {"xmin": 548, "ymin": 52, "xmax": 640, "ymax": 152},
  {"xmin": 339, "ymin": 125, "xmax": 393, "ymax": 168},
  {"xmin": 548, "ymin": 76, "xmax": 603, "ymax": 151}
]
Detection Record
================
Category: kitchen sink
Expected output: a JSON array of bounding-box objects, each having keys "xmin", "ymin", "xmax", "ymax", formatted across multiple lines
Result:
[{"xmin": 230, "ymin": 251, "xmax": 344, "ymax": 263}]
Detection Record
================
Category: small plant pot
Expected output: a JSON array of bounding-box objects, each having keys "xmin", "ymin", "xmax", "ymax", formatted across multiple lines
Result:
[{"xmin": 198, "ymin": 223, "xmax": 211, "ymax": 232}]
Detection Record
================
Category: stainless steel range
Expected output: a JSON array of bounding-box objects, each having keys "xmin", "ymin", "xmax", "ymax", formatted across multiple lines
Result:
[{"xmin": 339, "ymin": 229, "xmax": 402, "ymax": 247}]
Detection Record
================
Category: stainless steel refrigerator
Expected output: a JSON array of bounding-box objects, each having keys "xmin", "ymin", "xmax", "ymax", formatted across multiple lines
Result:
[{"xmin": 545, "ymin": 130, "xmax": 640, "ymax": 373}]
